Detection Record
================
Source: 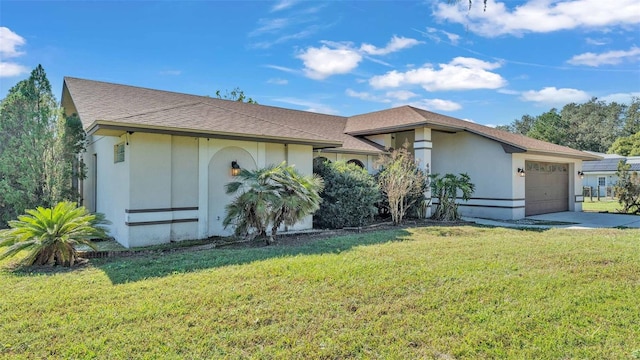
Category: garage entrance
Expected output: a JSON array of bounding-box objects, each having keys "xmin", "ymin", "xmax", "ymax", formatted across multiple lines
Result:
[{"xmin": 525, "ymin": 161, "xmax": 569, "ymax": 216}]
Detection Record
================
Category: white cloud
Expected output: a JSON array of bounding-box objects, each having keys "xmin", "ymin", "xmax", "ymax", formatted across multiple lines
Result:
[
  {"xmin": 445, "ymin": 32, "xmax": 461, "ymax": 44},
  {"xmin": 599, "ymin": 92, "xmax": 640, "ymax": 104},
  {"xmin": 159, "ymin": 70, "xmax": 182, "ymax": 76},
  {"xmin": 0, "ymin": 27, "xmax": 29, "ymax": 78},
  {"xmin": 345, "ymin": 89, "xmax": 385, "ymax": 102},
  {"xmin": 0, "ymin": 27, "xmax": 25, "ymax": 58},
  {"xmin": 296, "ymin": 36, "xmax": 422, "ymax": 80},
  {"xmin": 421, "ymin": 27, "xmax": 461, "ymax": 45},
  {"xmin": 360, "ymin": 36, "xmax": 422, "ymax": 55},
  {"xmin": 346, "ymin": 89, "xmax": 420, "ymax": 103},
  {"xmin": 0, "ymin": 62, "xmax": 29, "ymax": 78},
  {"xmin": 271, "ymin": 0, "xmax": 298, "ymax": 12},
  {"xmin": 497, "ymin": 89, "xmax": 520, "ymax": 95},
  {"xmin": 521, "ymin": 87, "xmax": 591, "ymax": 105},
  {"xmin": 369, "ymin": 57, "xmax": 506, "ymax": 91},
  {"xmin": 251, "ymin": 26, "xmax": 321, "ymax": 49},
  {"xmin": 346, "ymin": 88, "xmax": 458, "ymax": 111},
  {"xmin": 385, "ymin": 90, "xmax": 418, "ymax": 101},
  {"xmin": 267, "ymin": 78, "xmax": 288, "ymax": 85},
  {"xmin": 249, "ymin": 4, "xmax": 330, "ymax": 49},
  {"xmin": 567, "ymin": 46, "xmax": 640, "ymax": 66},
  {"xmin": 249, "ymin": 18, "xmax": 290, "ymax": 37},
  {"xmin": 434, "ymin": 0, "xmax": 640, "ymax": 37},
  {"xmin": 297, "ymin": 45, "xmax": 362, "ymax": 80},
  {"xmin": 585, "ymin": 37, "xmax": 608, "ymax": 46},
  {"xmin": 405, "ymin": 99, "xmax": 462, "ymax": 112},
  {"xmin": 273, "ymin": 97, "xmax": 339, "ymax": 115},
  {"xmin": 265, "ymin": 64, "xmax": 299, "ymax": 74}
]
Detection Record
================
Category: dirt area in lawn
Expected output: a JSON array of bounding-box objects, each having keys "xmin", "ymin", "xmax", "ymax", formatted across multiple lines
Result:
[
  {"xmin": 68, "ymin": 218, "xmax": 473, "ymax": 262},
  {"xmin": 216, "ymin": 218, "xmax": 472, "ymax": 249}
]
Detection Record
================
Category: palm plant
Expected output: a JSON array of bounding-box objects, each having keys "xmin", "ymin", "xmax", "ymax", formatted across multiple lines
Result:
[
  {"xmin": 223, "ymin": 163, "xmax": 323, "ymax": 245},
  {"xmin": 269, "ymin": 165, "xmax": 323, "ymax": 238},
  {"xmin": 430, "ymin": 173, "xmax": 475, "ymax": 221},
  {"xmin": 0, "ymin": 201, "xmax": 109, "ymax": 267}
]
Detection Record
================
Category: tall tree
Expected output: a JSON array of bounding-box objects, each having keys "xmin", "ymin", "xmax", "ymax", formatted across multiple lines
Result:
[
  {"xmin": 561, "ymin": 98, "xmax": 624, "ymax": 152},
  {"xmin": 527, "ymin": 109, "xmax": 567, "ymax": 145},
  {"xmin": 215, "ymin": 87, "xmax": 258, "ymax": 104},
  {"xmin": 498, "ymin": 98, "xmax": 629, "ymax": 152},
  {"xmin": 622, "ymin": 97, "xmax": 640, "ymax": 136},
  {"xmin": 608, "ymin": 131, "xmax": 640, "ymax": 156},
  {"xmin": 0, "ymin": 65, "xmax": 57, "ymax": 225},
  {"xmin": 0, "ymin": 65, "xmax": 84, "ymax": 226},
  {"xmin": 496, "ymin": 114, "xmax": 536, "ymax": 135}
]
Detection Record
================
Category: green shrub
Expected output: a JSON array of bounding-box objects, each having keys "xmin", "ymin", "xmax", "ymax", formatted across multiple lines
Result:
[
  {"xmin": 374, "ymin": 146, "xmax": 429, "ymax": 224},
  {"xmin": 614, "ymin": 160, "xmax": 640, "ymax": 214},
  {"xmin": 313, "ymin": 160, "xmax": 380, "ymax": 229},
  {"xmin": 0, "ymin": 201, "xmax": 109, "ymax": 266}
]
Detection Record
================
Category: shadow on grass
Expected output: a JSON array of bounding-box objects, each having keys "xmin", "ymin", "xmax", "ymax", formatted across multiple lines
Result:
[{"xmin": 87, "ymin": 228, "xmax": 412, "ymax": 284}]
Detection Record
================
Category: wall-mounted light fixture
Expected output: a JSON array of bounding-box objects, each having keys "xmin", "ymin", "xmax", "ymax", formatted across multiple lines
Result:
[
  {"xmin": 231, "ymin": 160, "xmax": 241, "ymax": 176},
  {"xmin": 517, "ymin": 168, "xmax": 526, "ymax": 177},
  {"xmin": 578, "ymin": 170, "xmax": 585, "ymax": 179}
]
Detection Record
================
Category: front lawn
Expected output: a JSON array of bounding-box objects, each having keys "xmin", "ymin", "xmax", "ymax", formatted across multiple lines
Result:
[
  {"xmin": 1, "ymin": 226, "xmax": 639, "ymax": 359},
  {"xmin": 582, "ymin": 199, "xmax": 624, "ymax": 213}
]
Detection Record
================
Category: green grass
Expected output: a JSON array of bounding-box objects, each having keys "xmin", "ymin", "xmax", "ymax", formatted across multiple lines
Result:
[
  {"xmin": 582, "ymin": 199, "xmax": 624, "ymax": 213},
  {"xmin": 1, "ymin": 226, "xmax": 639, "ymax": 359}
]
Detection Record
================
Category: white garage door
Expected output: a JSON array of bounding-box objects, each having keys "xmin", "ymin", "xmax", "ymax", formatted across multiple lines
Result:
[{"xmin": 525, "ymin": 161, "xmax": 569, "ymax": 216}]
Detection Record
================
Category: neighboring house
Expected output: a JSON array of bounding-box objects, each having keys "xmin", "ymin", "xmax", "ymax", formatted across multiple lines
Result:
[
  {"xmin": 582, "ymin": 152, "xmax": 640, "ymax": 196},
  {"xmin": 61, "ymin": 77, "xmax": 600, "ymax": 247}
]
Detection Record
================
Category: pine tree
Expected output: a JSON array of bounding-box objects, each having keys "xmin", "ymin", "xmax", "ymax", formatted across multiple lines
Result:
[{"xmin": 0, "ymin": 65, "xmax": 85, "ymax": 227}]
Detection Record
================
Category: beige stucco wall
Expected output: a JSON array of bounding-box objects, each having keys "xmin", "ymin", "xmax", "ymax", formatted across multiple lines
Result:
[
  {"xmin": 123, "ymin": 133, "xmax": 201, "ymax": 247},
  {"xmin": 265, "ymin": 143, "xmax": 286, "ymax": 167},
  {"xmin": 432, "ymin": 130, "xmax": 519, "ymax": 219},
  {"xmin": 87, "ymin": 134, "xmax": 320, "ymax": 247},
  {"xmin": 83, "ymin": 134, "xmax": 131, "ymax": 245}
]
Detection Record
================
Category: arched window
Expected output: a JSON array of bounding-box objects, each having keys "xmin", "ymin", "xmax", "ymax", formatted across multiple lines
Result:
[{"xmin": 347, "ymin": 159, "xmax": 365, "ymax": 168}]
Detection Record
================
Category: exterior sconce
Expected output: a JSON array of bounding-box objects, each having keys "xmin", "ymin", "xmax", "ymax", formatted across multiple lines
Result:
[
  {"xmin": 578, "ymin": 171, "xmax": 584, "ymax": 179},
  {"xmin": 517, "ymin": 168, "xmax": 525, "ymax": 177},
  {"xmin": 231, "ymin": 160, "xmax": 241, "ymax": 176}
]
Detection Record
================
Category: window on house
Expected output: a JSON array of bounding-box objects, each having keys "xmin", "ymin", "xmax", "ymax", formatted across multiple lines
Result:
[
  {"xmin": 114, "ymin": 143, "xmax": 125, "ymax": 163},
  {"xmin": 598, "ymin": 177, "xmax": 606, "ymax": 186}
]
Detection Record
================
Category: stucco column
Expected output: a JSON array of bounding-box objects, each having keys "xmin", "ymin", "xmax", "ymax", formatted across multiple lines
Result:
[
  {"xmin": 197, "ymin": 138, "xmax": 209, "ymax": 239},
  {"xmin": 414, "ymin": 127, "xmax": 432, "ymax": 217}
]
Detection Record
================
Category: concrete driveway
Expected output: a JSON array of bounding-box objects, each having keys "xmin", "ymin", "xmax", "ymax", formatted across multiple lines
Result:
[
  {"xmin": 466, "ymin": 211, "xmax": 640, "ymax": 229},
  {"xmin": 527, "ymin": 211, "xmax": 640, "ymax": 229}
]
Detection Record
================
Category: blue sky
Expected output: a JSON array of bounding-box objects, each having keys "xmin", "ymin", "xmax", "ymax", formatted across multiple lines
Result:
[{"xmin": 1, "ymin": 0, "xmax": 638, "ymax": 127}]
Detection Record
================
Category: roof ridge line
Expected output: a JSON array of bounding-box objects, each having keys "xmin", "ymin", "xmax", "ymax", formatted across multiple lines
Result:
[{"xmin": 105, "ymin": 101, "xmax": 202, "ymax": 121}]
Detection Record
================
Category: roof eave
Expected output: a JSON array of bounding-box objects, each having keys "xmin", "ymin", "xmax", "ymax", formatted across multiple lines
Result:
[
  {"xmin": 524, "ymin": 150, "xmax": 602, "ymax": 161},
  {"xmin": 87, "ymin": 122, "xmax": 343, "ymax": 148},
  {"xmin": 315, "ymin": 148, "xmax": 385, "ymax": 155},
  {"xmin": 346, "ymin": 122, "xmax": 464, "ymax": 136}
]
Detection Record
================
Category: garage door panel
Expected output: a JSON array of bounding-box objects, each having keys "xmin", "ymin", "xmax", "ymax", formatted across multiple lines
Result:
[{"xmin": 525, "ymin": 161, "xmax": 569, "ymax": 216}]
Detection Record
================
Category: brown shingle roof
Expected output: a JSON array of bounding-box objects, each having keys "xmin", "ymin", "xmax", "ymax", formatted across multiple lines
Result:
[
  {"xmin": 62, "ymin": 77, "xmax": 382, "ymax": 153},
  {"xmin": 346, "ymin": 106, "xmax": 599, "ymax": 160},
  {"xmin": 62, "ymin": 77, "xmax": 599, "ymax": 160}
]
